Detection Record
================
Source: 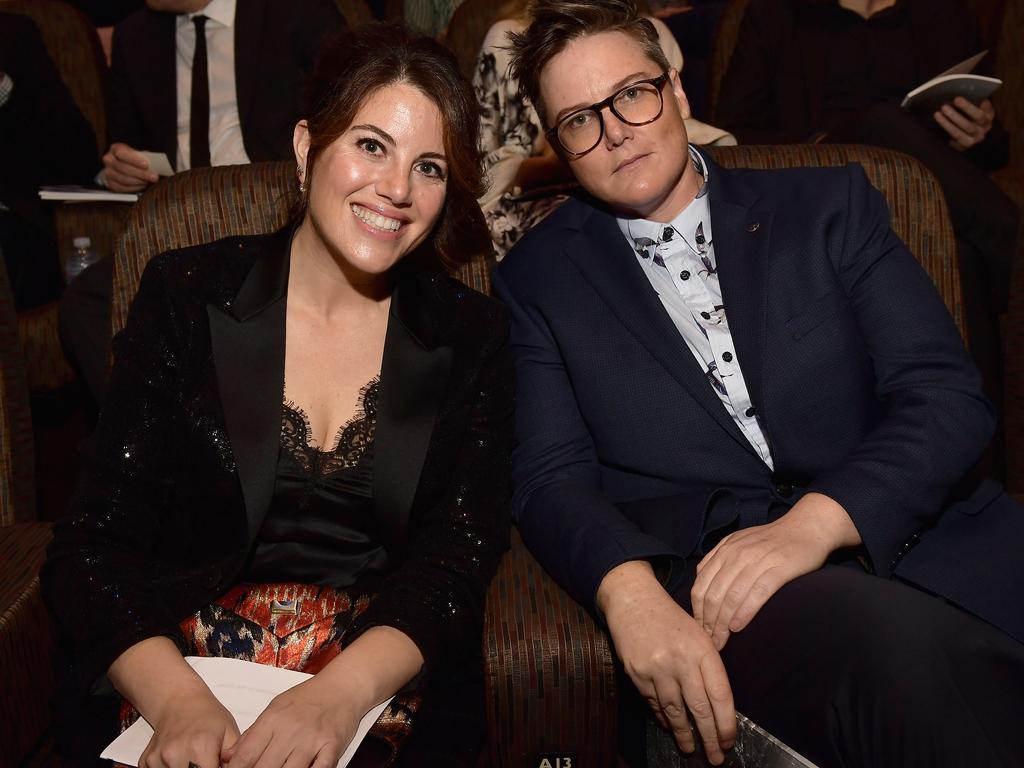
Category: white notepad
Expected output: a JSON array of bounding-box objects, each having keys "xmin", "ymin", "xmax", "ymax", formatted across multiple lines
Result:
[{"xmin": 100, "ymin": 656, "xmax": 393, "ymax": 767}]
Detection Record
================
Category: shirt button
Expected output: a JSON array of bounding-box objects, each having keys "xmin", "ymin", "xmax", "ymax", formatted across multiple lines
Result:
[
  {"xmin": 700, "ymin": 311, "xmax": 711, "ymax": 320},
  {"xmin": 744, "ymin": 407, "xmax": 756, "ymax": 418},
  {"xmin": 680, "ymin": 270, "xmax": 690, "ymax": 281},
  {"xmin": 722, "ymin": 351, "xmax": 733, "ymax": 362}
]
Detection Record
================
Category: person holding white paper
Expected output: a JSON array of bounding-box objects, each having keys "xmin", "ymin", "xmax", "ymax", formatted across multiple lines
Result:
[
  {"xmin": 716, "ymin": 0, "xmax": 1020, "ymax": 470},
  {"xmin": 100, "ymin": 0, "xmax": 344, "ymax": 193},
  {"xmin": 44, "ymin": 23, "xmax": 509, "ymax": 768}
]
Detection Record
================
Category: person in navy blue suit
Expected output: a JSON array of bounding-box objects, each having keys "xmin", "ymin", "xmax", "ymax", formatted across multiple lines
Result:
[{"xmin": 492, "ymin": 2, "xmax": 1024, "ymax": 767}]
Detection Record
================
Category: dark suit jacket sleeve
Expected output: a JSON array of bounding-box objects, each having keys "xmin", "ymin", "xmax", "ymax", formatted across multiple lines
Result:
[
  {"xmin": 806, "ymin": 165, "xmax": 994, "ymax": 577},
  {"xmin": 42, "ymin": 257, "xmax": 191, "ymax": 691},
  {"xmin": 715, "ymin": 0, "xmax": 798, "ymax": 143},
  {"xmin": 492, "ymin": 267, "xmax": 682, "ymax": 615},
  {"xmin": 347, "ymin": 305, "xmax": 513, "ymax": 674},
  {"xmin": 108, "ymin": 18, "xmax": 147, "ymax": 150}
]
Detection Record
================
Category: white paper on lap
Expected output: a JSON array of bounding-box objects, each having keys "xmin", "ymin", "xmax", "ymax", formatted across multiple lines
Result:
[{"xmin": 100, "ymin": 656, "xmax": 393, "ymax": 767}]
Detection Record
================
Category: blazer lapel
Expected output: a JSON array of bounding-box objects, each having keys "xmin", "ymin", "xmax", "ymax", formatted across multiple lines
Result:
[
  {"xmin": 705, "ymin": 156, "xmax": 772, "ymax": 439},
  {"xmin": 566, "ymin": 203, "xmax": 753, "ymax": 453},
  {"xmin": 373, "ymin": 272, "xmax": 454, "ymax": 561},
  {"xmin": 207, "ymin": 229, "xmax": 290, "ymax": 545},
  {"xmin": 233, "ymin": 0, "xmax": 264, "ymax": 136}
]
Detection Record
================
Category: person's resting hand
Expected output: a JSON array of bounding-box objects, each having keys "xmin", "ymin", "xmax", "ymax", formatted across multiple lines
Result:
[
  {"xmin": 598, "ymin": 560, "xmax": 736, "ymax": 765},
  {"xmin": 692, "ymin": 492, "xmax": 861, "ymax": 651},
  {"xmin": 933, "ymin": 97, "xmax": 995, "ymax": 151},
  {"xmin": 139, "ymin": 685, "xmax": 240, "ymax": 768},
  {"xmin": 222, "ymin": 674, "xmax": 364, "ymax": 768},
  {"xmin": 223, "ymin": 625, "xmax": 422, "ymax": 768},
  {"xmin": 102, "ymin": 142, "xmax": 159, "ymax": 192}
]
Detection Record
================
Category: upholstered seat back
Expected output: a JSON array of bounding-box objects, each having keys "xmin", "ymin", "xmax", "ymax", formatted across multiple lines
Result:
[
  {"xmin": 443, "ymin": 0, "xmax": 504, "ymax": 79},
  {"xmin": 0, "ymin": 261, "xmax": 35, "ymax": 526},
  {"xmin": 112, "ymin": 161, "xmax": 495, "ymax": 335},
  {"xmin": 710, "ymin": 144, "xmax": 964, "ymax": 341}
]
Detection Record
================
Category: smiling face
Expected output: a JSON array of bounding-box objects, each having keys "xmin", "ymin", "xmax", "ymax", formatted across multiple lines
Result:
[
  {"xmin": 540, "ymin": 30, "xmax": 697, "ymax": 222},
  {"xmin": 293, "ymin": 82, "xmax": 448, "ymax": 278}
]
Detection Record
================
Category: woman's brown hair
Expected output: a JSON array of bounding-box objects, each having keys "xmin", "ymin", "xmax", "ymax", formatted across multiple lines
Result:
[{"xmin": 296, "ymin": 23, "xmax": 489, "ymax": 271}]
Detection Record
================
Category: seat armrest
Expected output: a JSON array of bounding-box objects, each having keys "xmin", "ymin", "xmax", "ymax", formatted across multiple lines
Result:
[{"xmin": 482, "ymin": 529, "xmax": 618, "ymax": 767}]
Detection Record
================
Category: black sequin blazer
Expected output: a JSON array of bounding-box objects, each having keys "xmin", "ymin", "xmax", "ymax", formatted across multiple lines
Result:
[{"xmin": 43, "ymin": 228, "xmax": 512, "ymax": 694}]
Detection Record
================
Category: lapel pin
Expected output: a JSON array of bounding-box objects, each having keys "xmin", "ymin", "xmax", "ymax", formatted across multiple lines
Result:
[{"xmin": 746, "ymin": 222, "xmax": 760, "ymax": 232}]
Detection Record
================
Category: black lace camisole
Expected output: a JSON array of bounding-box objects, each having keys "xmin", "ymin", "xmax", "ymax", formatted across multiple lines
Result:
[{"xmin": 244, "ymin": 377, "xmax": 389, "ymax": 588}]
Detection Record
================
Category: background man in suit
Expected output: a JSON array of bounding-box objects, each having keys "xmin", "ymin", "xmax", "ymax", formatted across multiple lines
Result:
[
  {"xmin": 63, "ymin": 0, "xmax": 344, "ymax": 403},
  {"xmin": 493, "ymin": 2, "xmax": 1024, "ymax": 766},
  {"xmin": 100, "ymin": 0, "xmax": 344, "ymax": 192},
  {"xmin": 715, "ymin": 0, "xmax": 1020, "ymax": 477}
]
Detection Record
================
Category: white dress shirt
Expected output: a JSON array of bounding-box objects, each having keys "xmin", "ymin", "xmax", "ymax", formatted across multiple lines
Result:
[
  {"xmin": 175, "ymin": 0, "xmax": 250, "ymax": 170},
  {"xmin": 617, "ymin": 146, "xmax": 775, "ymax": 468}
]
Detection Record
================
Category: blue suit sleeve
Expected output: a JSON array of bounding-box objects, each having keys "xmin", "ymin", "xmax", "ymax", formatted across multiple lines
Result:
[
  {"xmin": 492, "ymin": 266, "xmax": 681, "ymax": 614},
  {"xmin": 808, "ymin": 165, "xmax": 995, "ymax": 576}
]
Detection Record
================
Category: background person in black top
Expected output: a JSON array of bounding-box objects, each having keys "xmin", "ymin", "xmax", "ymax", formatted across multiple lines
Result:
[
  {"xmin": 716, "ymin": 0, "xmax": 1020, "ymax": 463},
  {"xmin": 44, "ymin": 25, "xmax": 510, "ymax": 768}
]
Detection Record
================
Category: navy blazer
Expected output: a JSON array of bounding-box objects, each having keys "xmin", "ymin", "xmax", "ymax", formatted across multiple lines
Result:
[{"xmin": 494, "ymin": 155, "xmax": 1024, "ymax": 642}]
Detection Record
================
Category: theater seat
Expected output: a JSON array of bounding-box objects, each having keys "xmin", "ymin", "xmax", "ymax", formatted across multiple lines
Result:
[{"xmin": 0, "ymin": 256, "xmax": 55, "ymax": 766}]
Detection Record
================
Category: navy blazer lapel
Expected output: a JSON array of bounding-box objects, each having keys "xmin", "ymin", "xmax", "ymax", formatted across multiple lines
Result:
[
  {"xmin": 233, "ymin": 0, "xmax": 264, "ymax": 137},
  {"xmin": 373, "ymin": 272, "xmax": 453, "ymax": 561},
  {"xmin": 207, "ymin": 229, "xmax": 290, "ymax": 545},
  {"xmin": 705, "ymin": 156, "xmax": 772, "ymax": 436},
  {"xmin": 566, "ymin": 203, "xmax": 752, "ymax": 452}
]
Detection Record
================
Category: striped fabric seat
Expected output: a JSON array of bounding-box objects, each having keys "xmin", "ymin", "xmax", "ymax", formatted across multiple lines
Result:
[
  {"xmin": 0, "ymin": 259, "xmax": 34, "ymax": 526},
  {"xmin": 0, "ymin": 522, "xmax": 54, "ymax": 764},
  {"xmin": 111, "ymin": 162, "xmax": 494, "ymax": 335}
]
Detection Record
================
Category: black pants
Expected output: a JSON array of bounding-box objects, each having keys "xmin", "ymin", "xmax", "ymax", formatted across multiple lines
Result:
[{"xmin": 621, "ymin": 563, "xmax": 1024, "ymax": 768}]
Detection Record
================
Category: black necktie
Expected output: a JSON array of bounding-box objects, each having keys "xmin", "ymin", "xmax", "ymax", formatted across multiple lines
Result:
[{"xmin": 190, "ymin": 14, "xmax": 210, "ymax": 168}]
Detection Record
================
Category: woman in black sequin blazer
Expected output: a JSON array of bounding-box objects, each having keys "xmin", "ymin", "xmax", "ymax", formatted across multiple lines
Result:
[{"xmin": 43, "ymin": 24, "xmax": 510, "ymax": 768}]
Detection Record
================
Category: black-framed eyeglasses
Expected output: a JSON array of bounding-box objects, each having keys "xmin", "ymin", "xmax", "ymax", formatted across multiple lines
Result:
[{"xmin": 546, "ymin": 73, "xmax": 670, "ymax": 157}]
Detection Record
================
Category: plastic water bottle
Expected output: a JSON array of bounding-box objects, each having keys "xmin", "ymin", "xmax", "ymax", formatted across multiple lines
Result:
[{"xmin": 65, "ymin": 236, "xmax": 100, "ymax": 284}]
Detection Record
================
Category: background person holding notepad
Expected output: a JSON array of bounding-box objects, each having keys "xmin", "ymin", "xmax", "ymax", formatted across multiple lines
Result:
[
  {"xmin": 44, "ymin": 24, "xmax": 510, "ymax": 768},
  {"xmin": 61, "ymin": 0, "xmax": 346, "ymax": 407},
  {"xmin": 715, "ymin": 0, "xmax": 1020, "ymax": 470},
  {"xmin": 98, "ymin": 0, "xmax": 345, "ymax": 193}
]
